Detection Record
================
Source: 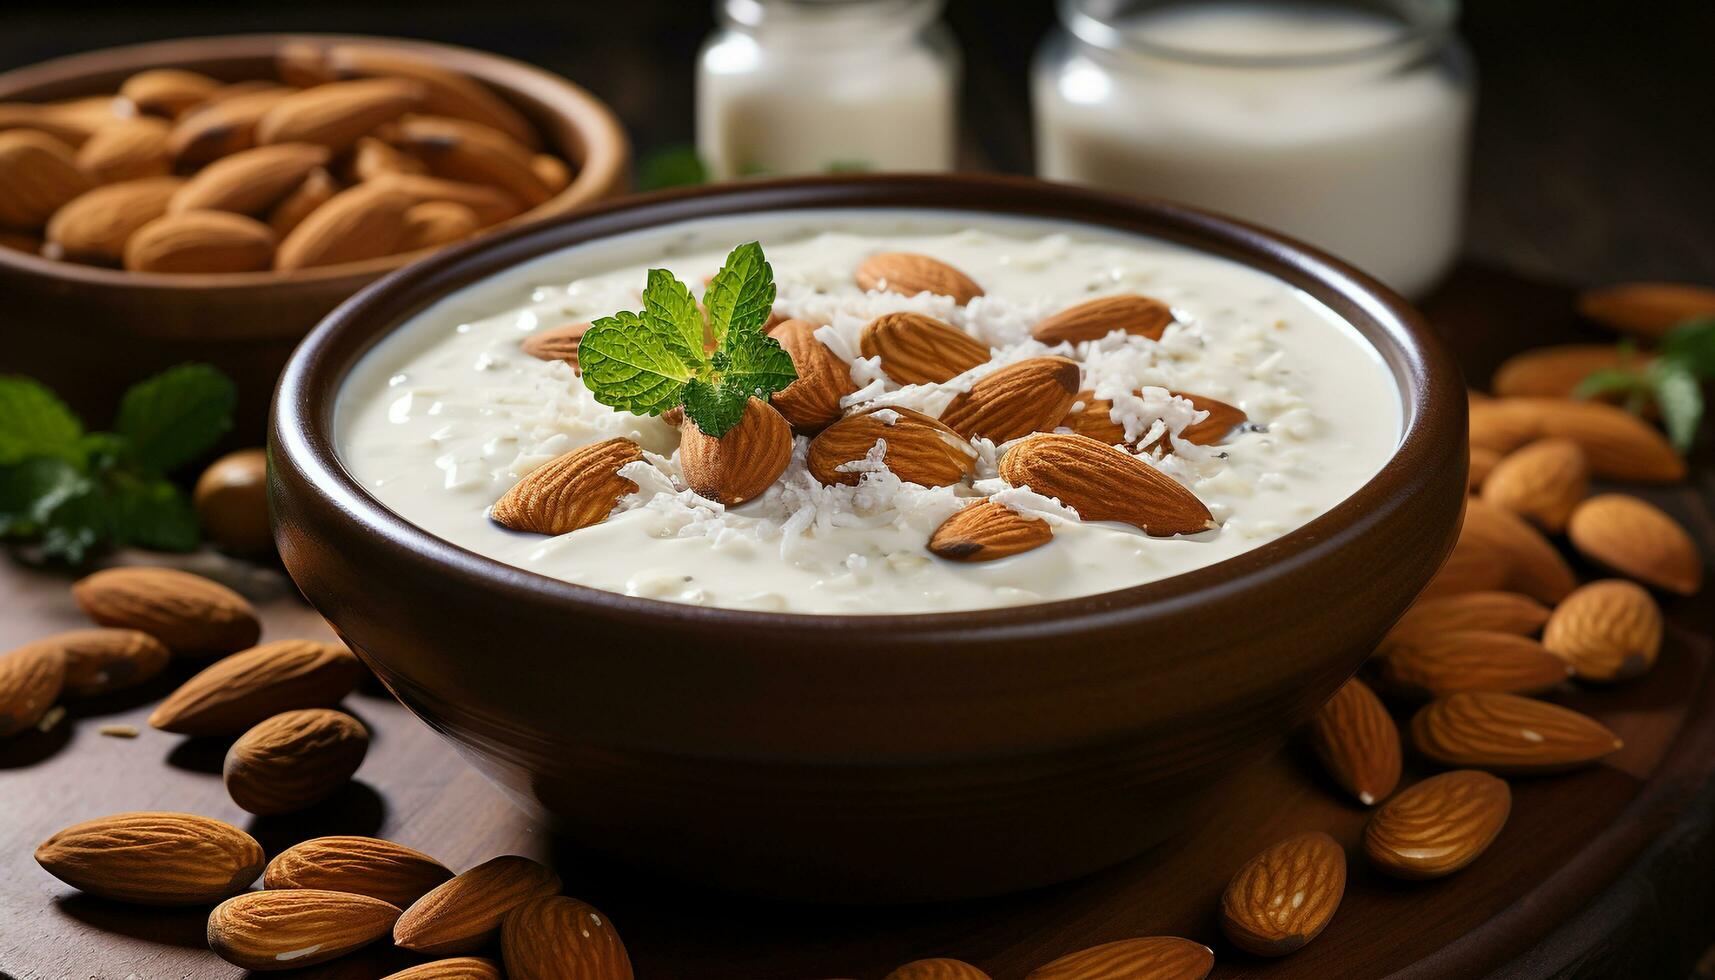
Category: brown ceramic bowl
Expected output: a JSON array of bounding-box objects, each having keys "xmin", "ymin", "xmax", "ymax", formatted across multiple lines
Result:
[
  {"xmin": 0, "ymin": 33, "xmax": 629, "ymax": 439},
  {"xmin": 271, "ymin": 174, "xmax": 1467, "ymax": 902}
]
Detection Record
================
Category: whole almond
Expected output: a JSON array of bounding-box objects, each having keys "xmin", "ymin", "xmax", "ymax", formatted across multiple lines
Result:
[
  {"xmin": 807, "ymin": 407, "xmax": 977, "ymax": 488},
  {"xmin": 224, "ymin": 708, "xmax": 370, "ymax": 815},
  {"xmin": 73, "ymin": 116, "xmax": 172, "ymax": 182},
  {"xmin": 367, "ymin": 172, "xmax": 524, "ymax": 226},
  {"xmin": 999, "ymin": 432, "xmax": 1214, "ymax": 537},
  {"xmin": 521, "ymin": 322, "xmax": 591, "ymax": 372},
  {"xmin": 501, "ymin": 895, "xmax": 633, "ymax": 980},
  {"xmin": 1219, "ymin": 831, "xmax": 1345, "ymax": 957},
  {"xmin": 1363, "ymin": 770, "xmax": 1510, "ymax": 880},
  {"xmin": 277, "ymin": 43, "xmax": 338, "ymax": 87},
  {"xmin": 860, "ymin": 312, "xmax": 991, "ymax": 386},
  {"xmin": 490, "ymin": 438, "xmax": 643, "ymax": 534},
  {"xmin": 168, "ymin": 87, "xmax": 295, "ymax": 164},
  {"xmin": 1578, "ymin": 282, "xmax": 1715, "ymax": 339},
  {"xmin": 208, "ymin": 888, "xmax": 401, "ymax": 970},
  {"xmin": 35, "ymin": 811, "xmax": 263, "ymax": 905},
  {"xmin": 150, "ymin": 638, "xmax": 365, "ymax": 736},
  {"xmin": 383, "ymin": 958, "xmax": 504, "ymax": 980},
  {"xmin": 1059, "ymin": 389, "xmax": 1246, "ymax": 449},
  {"xmin": 352, "ymin": 134, "xmax": 428, "ymax": 180},
  {"xmin": 275, "ymin": 181, "xmax": 413, "ymax": 270},
  {"xmin": 43, "ymin": 628, "xmax": 171, "ymax": 698},
  {"xmin": 395, "ymin": 855, "xmax": 562, "ymax": 955},
  {"xmin": 1566, "ymin": 494, "xmax": 1702, "ymax": 595},
  {"xmin": 72, "ymin": 566, "xmax": 260, "ymax": 656},
  {"xmin": 533, "ymin": 154, "xmax": 571, "ymax": 193},
  {"xmin": 1542, "ymin": 579, "xmax": 1663, "ymax": 682},
  {"xmin": 1491, "ymin": 344, "xmax": 1652, "ymax": 401},
  {"xmin": 398, "ymin": 200, "xmax": 480, "ymax": 251},
  {"xmin": 1469, "ymin": 446, "xmax": 1501, "ymax": 490},
  {"xmin": 1467, "ymin": 398, "xmax": 1683, "ymax": 483},
  {"xmin": 0, "ymin": 129, "xmax": 92, "ymax": 228},
  {"xmin": 194, "ymin": 447, "xmax": 272, "ymax": 555},
  {"xmin": 1377, "ymin": 631, "xmax": 1571, "ymax": 700},
  {"xmin": 1381, "ymin": 591, "xmax": 1550, "ymax": 652},
  {"xmin": 940, "ymin": 356, "xmax": 1080, "ymax": 442},
  {"xmin": 267, "ymin": 166, "xmax": 338, "ymax": 237},
  {"xmin": 0, "ymin": 638, "xmax": 66, "ymax": 736},
  {"xmin": 856, "ymin": 252, "xmax": 983, "ymax": 304},
  {"xmin": 119, "ymin": 68, "xmax": 221, "ymax": 117},
  {"xmin": 1032, "ymin": 294, "xmax": 1174, "ymax": 345},
  {"xmin": 124, "ymin": 209, "xmax": 276, "ymax": 273},
  {"xmin": 1026, "ymin": 937, "xmax": 1213, "ymax": 980},
  {"xmin": 769, "ymin": 318, "xmax": 856, "ymax": 433},
  {"xmin": 1480, "ymin": 438, "xmax": 1588, "ymax": 533},
  {"xmin": 266, "ymin": 836, "xmax": 454, "ymax": 907},
  {"xmin": 1421, "ymin": 498, "xmax": 1576, "ymax": 604},
  {"xmin": 256, "ymin": 78, "xmax": 424, "ymax": 151},
  {"xmin": 0, "ymin": 101, "xmax": 106, "ymax": 146},
  {"xmin": 1306, "ymin": 676, "xmax": 1400, "ymax": 806},
  {"xmin": 326, "ymin": 44, "xmax": 540, "ymax": 148},
  {"xmin": 1411, "ymin": 692, "xmax": 1622, "ymax": 773},
  {"xmin": 680, "ymin": 398, "xmax": 793, "ymax": 505},
  {"xmin": 887, "ymin": 958, "xmax": 993, "ymax": 980},
  {"xmin": 170, "ymin": 142, "xmax": 332, "ymax": 215},
  {"xmin": 389, "ymin": 115, "xmax": 550, "ymax": 207},
  {"xmin": 929, "ymin": 500, "xmax": 1053, "ymax": 563}
]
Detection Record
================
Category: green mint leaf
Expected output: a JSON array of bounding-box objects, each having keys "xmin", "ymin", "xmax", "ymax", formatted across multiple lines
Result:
[
  {"xmin": 0, "ymin": 375, "xmax": 85, "ymax": 465},
  {"xmin": 679, "ymin": 378, "xmax": 749, "ymax": 438},
  {"xmin": 702, "ymin": 241, "xmax": 776, "ymax": 346},
  {"xmin": 637, "ymin": 145, "xmax": 707, "ymax": 191},
  {"xmin": 824, "ymin": 159, "xmax": 872, "ymax": 173},
  {"xmin": 0, "ymin": 457, "xmax": 83, "ymax": 537},
  {"xmin": 643, "ymin": 268, "xmax": 709, "ymax": 366},
  {"xmin": 38, "ymin": 474, "xmax": 108, "ymax": 564},
  {"xmin": 116, "ymin": 363, "xmax": 236, "ymax": 474},
  {"xmin": 1650, "ymin": 362, "xmax": 1704, "ymax": 454},
  {"xmin": 1573, "ymin": 367, "xmax": 1649, "ymax": 401},
  {"xmin": 578, "ymin": 311, "xmax": 694, "ymax": 417},
  {"xmin": 109, "ymin": 473, "xmax": 199, "ymax": 552},
  {"xmin": 714, "ymin": 326, "xmax": 798, "ymax": 402},
  {"xmin": 1661, "ymin": 317, "xmax": 1715, "ymax": 378}
]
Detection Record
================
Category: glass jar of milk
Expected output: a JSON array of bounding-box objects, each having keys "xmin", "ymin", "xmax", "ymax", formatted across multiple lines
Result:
[
  {"xmin": 697, "ymin": 0, "xmax": 960, "ymax": 179},
  {"xmin": 1033, "ymin": 0, "xmax": 1473, "ymax": 298}
]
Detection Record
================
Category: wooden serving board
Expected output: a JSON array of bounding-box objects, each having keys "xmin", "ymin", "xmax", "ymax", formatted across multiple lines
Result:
[{"xmin": 1, "ymin": 264, "xmax": 1711, "ymax": 980}]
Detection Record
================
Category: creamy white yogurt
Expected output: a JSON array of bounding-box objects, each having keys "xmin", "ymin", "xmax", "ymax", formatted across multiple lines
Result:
[{"xmin": 336, "ymin": 211, "xmax": 1402, "ymax": 614}]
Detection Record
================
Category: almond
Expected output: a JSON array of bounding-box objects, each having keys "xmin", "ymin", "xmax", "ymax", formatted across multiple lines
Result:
[
  {"xmin": 0, "ymin": 638, "xmax": 66, "ymax": 737},
  {"xmin": 352, "ymin": 134, "xmax": 428, "ymax": 180},
  {"xmin": 1219, "ymin": 831, "xmax": 1345, "ymax": 957},
  {"xmin": 1566, "ymin": 493, "xmax": 1702, "ymax": 595},
  {"xmin": 1032, "ymin": 294, "xmax": 1174, "ymax": 345},
  {"xmin": 366, "ymin": 172, "xmax": 525, "ymax": 226},
  {"xmin": 275, "ymin": 181, "xmax": 413, "ymax": 270},
  {"xmin": 1381, "ymin": 591, "xmax": 1551, "ymax": 652},
  {"xmin": 119, "ymin": 68, "xmax": 221, "ymax": 117},
  {"xmin": 389, "ymin": 115, "xmax": 550, "ymax": 207},
  {"xmin": 73, "ymin": 116, "xmax": 172, "ymax": 183},
  {"xmin": 1306, "ymin": 676, "xmax": 1400, "ymax": 806},
  {"xmin": 125, "ymin": 209, "xmax": 276, "ymax": 273},
  {"xmin": 72, "ymin": 566, "xmax": 260, "ymax": 656},
  {"xmin": 1059, "ymin": 389, "xmax": 1246, "ymax": 449},
  {"xmin": 150, "ymin": 638, "xmax": 365, "ymax": 735},
  {"xmin": 1468, "ymin": 398, "xmax": 1684, "ymax": 483},
  {"xmin": 1468, "ymin": 446, "xmax": 1500, "ymax": 490},
  {"xmin": 224, "ymin": 708, "xmax": 370, "ymax": 815},
  {"xmin": 208, "ymin": 888, "xmax": 401, "ymax": 970},
  {"xmin": 1577, "ymin": 282, "xmax": 1715, "ymax": 340},
  {"xmin": 267, "ymin": 166, "xmax": 338, "ymax": 237},
  {"xmin": 265, "ymin": 836, "xmax": 454, "ymax": 907},
  {"xmin": 395, "ymin": 855, "xmax": 562, "ymax": 955},
  {"xmin": 383, "ymin": 958, "xmax": 504, "ymax": 980},
  {"xmin": 0, "ymin": 129, "xmax": 92, "ymax": 228},
  {"xmin": 1420, "ymin": 498, "xmax": 1576, "ymax": 604},
  {"xmin": 1491, "ymin": 344, "xmax": 1652, "ymax": 401},
  {"xmin": 398, "ymin": 200, "xmax": 481, "ymax": 252},
  {"xmin": 940, "ymin": 356, "xmax": 1080, "ymax": 442},
  {"xmin": 679, "ymin": 398, "xmax": 793, "ymax": 505},
  {"xmin": 501, "ymin": 895, "xmax": 632, "ymax": 980},
  {"xmin": 533, "ymin": 154, "xmax": 571, "ymax": 193},
  {"xmin": 520, "ymin": 322, "xmax": 590, "ymax": 371},
  {"xmin": 325, "ymin": 44, "xmax": 541, "ymax": 149},
  {"xmin": 887, "ymin": 958, "xmax": 993, "ymax": 980},
  {"xmin": 1479, "ymin": 438, "xmax": 1588, "ymax": 533},
  {"xmin": 35, "ymin": 811, "xmax": 263, "ymax": 905},
  {"xmin": 855, "ymin": 252, "xmax": 983, "ymax": 304},
  {"xmin": 277, "ymin": 43, "xmax": 338, "ymax": 88},
  {"xmin": 1376, "ymin": 630, "xmax": 1571, "ymax": 700},
  {"xmin": 41, "ymin": 628, "xmax": 171, "ymax": 698},
  {"xmin": 929, "ymin": 501, "xmax": 1053, "ymax": 563},
  {"xmin": 1542, "ymin": 579, "xmax": 1663, "ymax": 682},
  {"xmin": 490, "ymin": 438, "xmax": 643, "ymax": 534},
  {"xmin": 170, "ymin": 142, "xmax": 332, "ymax": 215},
  {"xmin": 999, "ymin": 432, "xmax": 1214, "ymax": 536},
  {"xmin": 168, "ymin": 87, "xmax": 295, "ymax": 164},
  {"xmin": 194, "ymin": 447, "xmax": 272, "ymax": 555},
  {"xmin": 769, "ymin": 318, "xmax": 856, "ymax": 433},
  {"xmin": 1026, "ymin": 938, "xmax": 1212, "ymax": 980},
  {"xmin": 1363, "ymin": 770, "xmax": 1510, "ymax": 880},
  {"xmin": 807, "ymin": 407, "xmax": 977, "ymax": 488},
  {"xmin": 256, "ymin": 78, "xmax": 423, "ymax": 151},
  {"xmin": 1410, "ymin": 692, "xmax": 1621, "ymax": 773},
  {"xmin": 0, "ymin": 101, "xmax": 105, "ymax": 146},
  {"xmin": 860, "ymin": 312, "xmax": 991, "ymax": 386}
]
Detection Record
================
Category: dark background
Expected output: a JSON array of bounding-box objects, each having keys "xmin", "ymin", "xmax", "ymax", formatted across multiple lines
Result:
[{"xmin": 2, "ymin": 0, "xmax": 1712, "ymax": 284}]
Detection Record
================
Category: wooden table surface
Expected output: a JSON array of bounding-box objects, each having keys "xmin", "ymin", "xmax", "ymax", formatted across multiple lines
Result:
[{"xmin": 2, "ymin": 263, "xmax": 1712, "ymax": 979}]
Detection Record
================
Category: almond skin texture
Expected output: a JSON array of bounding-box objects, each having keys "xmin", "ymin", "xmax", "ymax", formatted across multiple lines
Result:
[
  {"xmin": 72, "ymin": 566, "xmax": 260, "ymax": 656},
  {"xmin": 1000, "ymin": 432, "xmax": 1214, "ymax": 536},
  {"xmin": 1578, "ymin": 282, "xmax": 1715, "ymax": 339},
  {"xmin": 352, "ymin": 134, "xmax": 429, "ymax": 180},
  {"xmin": 150, "ymin": 639, "xmax": 366, "ymax": 736},
  {"xmin": 119, "ymin": 68, "xmax": 221, "ymax": 117},
  {"xmin": 807, "ymin": 407, "xmax": 976, "ymax": 489},
  {"xmin": 1542, "ymin": 579, "xmax": 1663, "ymax": 682},
  {"xmin": 860, "ymin": 312, "xmax": 991, "ymax": 386},
  {"xmin": 224, "ymin": 708, "xmax": 370, "ymax": 815},
  {"xmin": 208, "ymin": 888, "xmax": 401, "ymax": 971},
  {"xmin": 856, "ymin": 252, "xmax": 983, "ymax": 304},
  {"xmin": 929, "ymin": 501, "xmax": 1053, "ymax": 563},
  {"xmin": 0, "ymin": 639, "xmax": 67, "ymax": 736},
  {"xmin": 1026, "ymin": 937, "xmax": 1213, "ymax": 980},
  {"xmin": 266, "ymin": 836, "xmax": 454, "ymax": 908},
  {"xmin": 256, "ymin": 78, "xmax": 423, "ymax": 151},
  {"xmin": 398, "ymin": 200, "xmax": 481, "ymax": 251},
  {"xmin": 389, "ymin": 115, "xmax": 550, "ymax": 207},
  {"xmin": 45, "ymin": 175, "xmax": 183, "ymax": 263},
  {"xmin": 1467, "ymin": 398, "xmax": 1684, "ymax": 483},
  {"xmin": 1382, "ymin": 591, "xmax": 1551, "ymax": 653},
  {"xmin": 0, "ymin": 129, "xmax": 92, "ymax": 228},
  {"xmin": 490, "ymin": 438, "xmax": 643, "ymax": 534},
  {"xmin": 520, "ymin": 322, "xmax": 591, "ymax": 372},
  {"xmin": 940, "ymin": 356, "xmax": 1081, "ymax": 442},
  {"xmin": 35, "ymin": 811, "xmax": 263, "ymax": 905},
  {"xmin": 1491, "ymin": 344, "xmax": 1651, "ymax": 401},
  {"xmin": 1031, "ymin": 294, "xmax": 1174, "ymax": 345},
  {"xmin": 1480, "ymin": 438, "xmax": 1589, "ymax": 533},
  {"xmin": 887, "ymin": 958, "xmax": 993, "ymax": 980},
  {"xmin": 769, "ymin": 318, "xmax": 856, "ymax": 433},
  {"xmin": 275, "ymin": 181, "xmax": 412, "ymax": 270},
  {"xmin": 194, "ymin": 447, "xmax": 272, "ymax": 555},
  {"xmin": 170, "ymin": 142, "xmax": 333, "ymax": 215},
  {"xmin": 501, "ymin": 895, "xmax": 633, "ymax": 980},
  {"xmin": 367, "ymin": 172, "xmax": 525, "ymax": 226},
  {"xmin": 1567, "ymin": 494, "xmax": 1703, "ymax": 596},
  {"xmin": 1219, "ymin": 831, "xmax": 1346, "ymax": 957},
  {"xmin": 74, "ymin": 116, "xmax": 172, "ymax": 182},
  {"xmin": 325, "ymin": 44, "xmax": 540, "ymax": 148},
  {"xmin": 679, "ymin": 399, "xmax": 793, "ymax": 505},
  {"xmin": 167, "ymin": 87, "xmax": 294, "ymax": 164},
  {"xmin": 395, "ymin": 855, "xmax": 562, "ymax": 956},
  {"xmin": 1411, "ymin": 692, "xmax": 1622, "ymax": 774},
  {"xmin": 1059, "ymin": 390, "xmax": 1246, "ymax": 448},
  {"xmin": 1306, "ymin": 677, "xmax": 1400, "ymax": 806},
  {"xmin": 1377, "ymin": 631, "xmax": 1571, "ymax": 700},
  {"xmin": 267, "ymin": 166, "xmax": 337, "ymax": 237},
  {"xmin": 1364, "ymin": 770, "xmax": 1511, "ymax": 880},
  {"xmin": 1421, "ymin": 497, "xmax": 1577, "ymax": 604},
  {"xmin": 124, "ymin": 209, "xmax": 276, "ymax": 273},
  {"xmin": 382, "ymin": 958, "xmax": 504, "ymax": 980},
  {"xmin": 46, "ymin": 628, "xmax": 170, "ymax": 698}
]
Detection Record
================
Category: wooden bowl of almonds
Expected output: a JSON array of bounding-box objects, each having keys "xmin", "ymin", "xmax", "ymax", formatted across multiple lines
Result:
[{"xmin": 0, "ymin": 33, "xmax": 629, "ymax": 439}]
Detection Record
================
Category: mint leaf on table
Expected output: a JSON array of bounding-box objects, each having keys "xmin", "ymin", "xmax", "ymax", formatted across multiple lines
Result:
[
  {"xmin": 702, "ymin": 240, "xmax": 776, "ymax": 347},
  {"xmin": 109, "ymin": 472, "xmax": 200, "ymax": 552},
  {"xmin": 1577, "ymin": 315, "xmax": 1715, "ymax": 452},
  {"xmin": 117, "ymin": 363, "xmax": 236, "ymax": 474},
  {"xmin": 0, "ymin": 457, "xmax": 82, "ymax": 536},
  {"xmin": 637, "ymin": 145, "xmax": 708, "ymax": 191},
  {"xmin": 1660, "ymin": 317, "xmax": 1715, "ymax": 376},
  {"xmin": 1651, "ymin": 363, "xmax": 1704, "ymax": 453},
  {"xmin": 0, "ymin": 376, "xmax": 84, "ymax": 465}
]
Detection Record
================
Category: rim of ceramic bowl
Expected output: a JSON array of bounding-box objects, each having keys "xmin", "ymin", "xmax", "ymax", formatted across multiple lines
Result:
[
  {"xmin": 0, "ymin": 33, "xmax": 629, "ymax": 294},
  {"xmin": 274, "ymin": 172, "xmax": 1465, "ymax": 635}
]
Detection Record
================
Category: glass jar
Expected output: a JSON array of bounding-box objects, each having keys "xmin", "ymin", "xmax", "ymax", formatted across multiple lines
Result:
[
  {"xmin": 1033, "ymin": 0, "xmax": 1474, "ymax": 298},
  {"xmin": 697, "ymin": 0, "xmax": 960, "ymax": 179}
]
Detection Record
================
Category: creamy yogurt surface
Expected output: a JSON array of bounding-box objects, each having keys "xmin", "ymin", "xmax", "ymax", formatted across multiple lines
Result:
[{"xmin": 336, "ymin": 210, "xmax": 1402, "ymax": 614}]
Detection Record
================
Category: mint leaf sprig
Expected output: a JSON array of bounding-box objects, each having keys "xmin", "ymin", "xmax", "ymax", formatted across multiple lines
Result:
[
  {"xmin": 1577, "ymin": 317, "xmax": 1715, "ymax": 452},
  {"xmin": 0, "ymin": 364, "xmax": 236, "ymax": 564},
  {"xmin": 578, "ymin": 241, "xmax": 797, "ymax": 438}
]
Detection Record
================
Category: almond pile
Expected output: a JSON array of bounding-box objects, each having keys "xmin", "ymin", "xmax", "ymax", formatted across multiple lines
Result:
[{"xmin": 0, "ymin": 43, "xmax": 575, "ymax": 274}]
